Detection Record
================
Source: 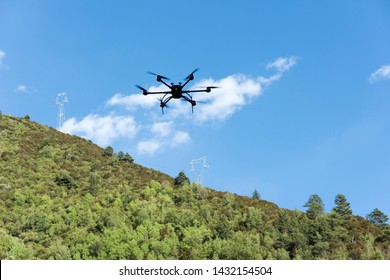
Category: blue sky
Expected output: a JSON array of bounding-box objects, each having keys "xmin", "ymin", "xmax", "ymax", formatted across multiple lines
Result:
[{"xmin": 1, "ymin": 0, "xmax": 390, "ymax": 218}]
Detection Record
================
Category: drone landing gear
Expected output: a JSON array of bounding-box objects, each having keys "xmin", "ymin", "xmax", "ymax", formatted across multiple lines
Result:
[
  {"xmin": 159, "ymin": 95, "xmax": 172, "ymax": 114},
  {"xmin": 159, "ymin": 97, "xmax": 196, "ymax": 114},
  {"xmin": 181, "ymin": 94, "xmax": 197, "ymax": 113}
]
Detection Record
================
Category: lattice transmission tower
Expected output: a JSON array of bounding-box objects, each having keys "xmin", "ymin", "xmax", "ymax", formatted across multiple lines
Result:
[
  {"xmin": 56, "ymin": 92, "xmax": 68, "ymax": 130},
  {"xmin": 189, "ymin": 156, "xmax": 209, "ymax": 185}
]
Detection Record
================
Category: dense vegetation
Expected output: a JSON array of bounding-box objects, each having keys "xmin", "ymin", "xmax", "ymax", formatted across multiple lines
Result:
[{"xmin": 0, "ymin": 114, "xmax": 389, "ymax": 259}]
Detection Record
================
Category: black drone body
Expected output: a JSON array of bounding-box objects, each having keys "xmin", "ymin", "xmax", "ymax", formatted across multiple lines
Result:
[{"xmin": 136, "ymin": 69, "xmax": 217, "ymax": 114}]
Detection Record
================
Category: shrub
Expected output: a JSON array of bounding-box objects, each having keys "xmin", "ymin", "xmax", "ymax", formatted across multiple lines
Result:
[{"xmin": 54, "ymin": 171, "xmax": 77, "ymax": 189}]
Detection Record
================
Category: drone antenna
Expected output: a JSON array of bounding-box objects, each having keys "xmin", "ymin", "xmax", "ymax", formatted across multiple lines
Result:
[
  {"xmin": 56, "ymin": 92, "xmax": 68, "ymax": 130},
  {"xmin": 189, "ymin": 156, "xmax": 209, "ymax": 185}
]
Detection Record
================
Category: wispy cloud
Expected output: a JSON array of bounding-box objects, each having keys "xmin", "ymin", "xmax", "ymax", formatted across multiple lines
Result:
[
  {"xmin": 14, "ymin": 85, "xmax": 27, "ymax": 93},
  {"xmin": 194, "ymin": 56, "xmax": 298, "ymax": 122},
  {"xmin": 267, "ymin": 56, "xmax": 299, "ymax": 73},
  {"xmin": 137, "ymin": 121, "xmax": 190, "ymax": 156},
  {"xmin": 60, "ymin": 113, "xmax": 138, "ymax": 147},
  {"xmin": 172, "ymin": 131, "xmax": 190, "ymax": 146},
  {"xmin": 108, "ymin": 91, "xmax": 158, "ymax": 110},
  {"xmin": 0, "ymin": 50, "xmax": 5, "ymax": 67},
  {"xmin": 189, "ymin": 74, "xmax": 263, "ymax": 122},
  {"xmin": 14, "ymin": 84, "xmax": 37, "ymax": 94},
  {"xmin": 136, "ymin": 139, "xmax": 161, "ymax": 156},
  {"xmin": 369, "ymin": 65, "xmax": 390, "ymax": 83}
]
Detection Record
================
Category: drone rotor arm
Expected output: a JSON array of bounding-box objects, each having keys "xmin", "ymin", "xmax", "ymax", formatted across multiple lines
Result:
[
  {"xmin": 181, "ymin": 77, "xmax": 192, "ymax": 88},
  {"xmin": 159, "ymin": 79, "xmax": 172, "ymax": 89},
  {"xmin": 136, "ymin": 85, "xmax": 174, "ymax": 95},
  {"xmin": 182, "ymin": 89, "xmax": 207, "ymax": 93},
  {"xmin": 142, "ymin": 91, "xmax": 172, "ymax": 95},
  {"xmin": 183, "ymin": 86, "xmax": 218, "ymax": 94}
]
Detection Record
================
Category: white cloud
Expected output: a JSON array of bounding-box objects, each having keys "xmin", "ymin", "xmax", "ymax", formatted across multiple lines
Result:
[
  {"xmin": 189, "ymin": 74, "xmax": 263, "ymax": 122},
  {"xmin": 267, "ymin": 56, "xmax": 299, "ymax": 73},
  {"xmin": 172, "ymin": 56, "xmax": 297, "ymax": 122},
  {"xmin": 151, "ymin": 121, "xmax": 173, "ymax": 138},
  {"xmin": 14, "ymin": 84, "xmax": 37, "ymax": 94},
  {"xmin": 108, "ymin": 92, "xmax": 158, "ymax": 110},
  {"xmin": 136, "ymin": 121, "xmax": 190, "ymax": 156},
  {"xmin": 14, "ymin": 85, "xmax": 27, "ymax": 93},
  {"xmin": 172, "ymin": 131, "xmax": 190, "ymax": 146},
  {"xmin": 136, "ymin": 139, "xmax": 161, "ymax": 156},
  {"xmin": 369, "ymin": 65, "xmax": 390, "ymax": 83},
  {"xmin": 58, "ymin": 113, "xmax": 190, "ymax": 156},
  {"xmin": 60, "ymin": 113, "xmax": 138, "ymax": 147},
  {"xmin": 0, "ymin": 50, "xmax": 5, "ymax": 65}
]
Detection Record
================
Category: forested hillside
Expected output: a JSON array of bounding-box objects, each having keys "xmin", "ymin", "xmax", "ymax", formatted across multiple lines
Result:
[{"xmin": 0, "ymin": 114, "xmax": 389, "ymax": 259}]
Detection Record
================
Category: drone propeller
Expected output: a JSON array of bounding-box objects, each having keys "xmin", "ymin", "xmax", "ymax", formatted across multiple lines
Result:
[
  {"xmin": 206, "ymin": 86, "xmax": 219, "ymax": 92},
  {"xmin": 136, "ymin": 85, "xmax": 148, "ymax": 95},
  {"xmin": 148, "ymin": 71, "xmax": 170, "ymax": 81},
  {"xmin": 184, "ymin": 68, "xmax": 199, "ymax": 81},
  {"xmin": 181, "ymin": 98, "xmax": 207, "ymax": 105},
  {"xmin": 197, "ymin": 86, "xmax": 219, "ymax": 89}
]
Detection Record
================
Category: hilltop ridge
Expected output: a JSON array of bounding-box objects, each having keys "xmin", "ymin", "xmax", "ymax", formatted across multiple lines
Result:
[{"xmin": 0, "ymin": 114, "xmax": 388, "ymax": 259}]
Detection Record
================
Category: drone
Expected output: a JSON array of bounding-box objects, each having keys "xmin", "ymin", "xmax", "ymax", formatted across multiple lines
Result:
[{"xmin": 136, "ymin": 68, "xmax": 218, "ymax": 114}]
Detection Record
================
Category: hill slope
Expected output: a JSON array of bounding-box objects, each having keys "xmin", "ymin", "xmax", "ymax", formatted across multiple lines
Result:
[{"xmin": 0, "ymin": 114, "xmax": 389, "ymax": 259}]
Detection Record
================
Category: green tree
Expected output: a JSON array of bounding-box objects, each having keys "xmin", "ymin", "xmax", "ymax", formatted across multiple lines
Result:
[
  {"xmin": 174, "ymin": 171, "xmax": 190, "ymax": 186},
  {"xmin": 276, "ymin": 210, "xmax": 310, "ymax": 259},
  {"xmin": 180, "ymin": 224, "xmax": 211, "ymax": 259},
  {"xmin": 252, "ymin": 189, "xmax": 260, "ymax": 199},
  {"xmin": 124, "ymin": 152, "xmax": 134, "ymax": 163},
  {"xmin": 332, "ymin": 194, "xmax": 352, "ymax": 217},
  {"xmin": 366, "ymin": 208, "xmax": 388, "ymax": 226},
  {"xmin": 117, "ymin": 151, "xmax": 125, "ymax": 161},
  {"xmin": 0, "ymin": 230, "xmax": 33, "ymax": 259},
  {"xmin": 304, "ymin": 194, "xmax": 325, "ymax": 219},
  {"xmin": 117, "ymin": 151, "xmax": 134, "ymax": 163},
  {"xmin": 243, "ymin": 207, "xmax": 263, "ymax": 230},
  {"xmin": 48, "ymin": 238, "xmax": 71, "ymax": 259},
  {"xmin": 103, "ymin": 146, "xmax": 114, "ymax": 157}
]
